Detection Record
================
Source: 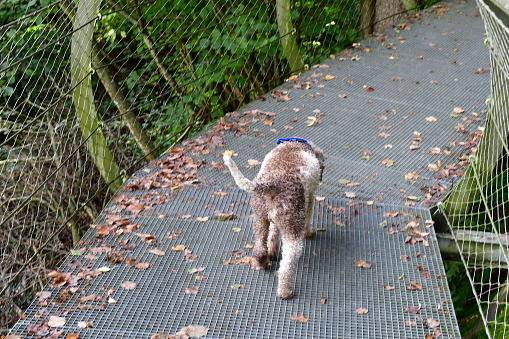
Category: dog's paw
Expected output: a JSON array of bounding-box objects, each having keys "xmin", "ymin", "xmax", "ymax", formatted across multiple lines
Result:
[
  {"xmin": 251, "ymin": 259, "xmax": 269, "ymax": 270},
  {"xmin": 277, "ymin": 289, "xmax": 294, "ymax": 300}
]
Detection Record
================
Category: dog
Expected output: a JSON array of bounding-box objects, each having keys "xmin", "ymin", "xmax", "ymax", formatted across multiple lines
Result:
[{"xmin": 223, "ymin": 138, "xmax": 324, "ymax": 299}]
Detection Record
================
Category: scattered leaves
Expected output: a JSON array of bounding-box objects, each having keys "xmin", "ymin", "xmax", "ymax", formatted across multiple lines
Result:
[{"xmin": 196, "ymin": 216, "xmax": 209, "ymax": 222}]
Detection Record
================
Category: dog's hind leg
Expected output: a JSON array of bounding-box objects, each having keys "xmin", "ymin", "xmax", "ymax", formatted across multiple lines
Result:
[
  {"xmin": 277, "ymin": 236, "xmax": 304, "ymax": 299},
  {"xmin": 267, "ymin": 221, "xmax": 279, "ymax": 261},
  {"xmin": 252, "ymin": 210, "xmax": 270, "ymax": 270},
  {"xmin": 304, "ymin": 192, "xmax": 315, "ymax": 238}
]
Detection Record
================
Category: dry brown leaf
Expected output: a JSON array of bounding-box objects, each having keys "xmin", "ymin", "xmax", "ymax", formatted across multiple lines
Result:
[
  {"xmin": 356, "ymin": 308, "xmax": 369, "ymax": 314},
  {"xmin": 290, "ymin": 314, "xmax": 309, "ymax": 322},
  {"xmin": 404, "ymin": 304, "xmax": 422, "ymax": 314},
  {"xmin": 148, "ymin": 248, "xmax": 166, "ymax": 256},
  {"xmin": 47, "ymin": 315, "xmax": 66, "ymax": 327},
  {"xmin": 120, "ymin": 281, "xmax": 137, "ymax": 290},
  {"xmin": 176, "ymin": 325, "xmax": 209, "ymax": 337},
  {"xmin": 426, "ymin": 318, "xmax": 440, "ymax": 328},
  {"xmin": 135, "ymin": 262, "xmax": 151, "ymax": 270},
  {"xmin": 354, "ymin": 260, "xmax": 372, "ymax": 269},
  {"xmin": 185, "ymin": 287, "xmax": 199, "ymax": 295},
  {"xmin": 452, "ymin": 106, "xmax": 464, "ymax": 114}
]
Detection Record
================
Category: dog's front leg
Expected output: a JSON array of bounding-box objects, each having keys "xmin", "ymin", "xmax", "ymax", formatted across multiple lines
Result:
[{"xmin": 277, "ymin": 237, "xmax": 303, "ymax": 299}]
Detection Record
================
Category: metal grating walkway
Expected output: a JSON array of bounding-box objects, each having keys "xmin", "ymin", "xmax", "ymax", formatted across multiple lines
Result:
[{"xmin": 10, "ymin": 1, "xmax": 490, "ymax": 338}]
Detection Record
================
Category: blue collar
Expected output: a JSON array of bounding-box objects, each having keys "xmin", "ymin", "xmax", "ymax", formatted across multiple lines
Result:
[{"xmin": 276, "ymin": 138, "xmax": 314, "ymax": 151}]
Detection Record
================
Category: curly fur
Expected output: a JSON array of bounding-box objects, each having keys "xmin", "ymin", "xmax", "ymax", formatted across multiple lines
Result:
[{"xmin": 223, "ymin": 140, "xmax": 324, "ymax": 299}]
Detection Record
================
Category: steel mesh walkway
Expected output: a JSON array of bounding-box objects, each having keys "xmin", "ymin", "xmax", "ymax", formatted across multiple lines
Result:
[{"xmin": 9, "ymin": 1, "xmax": 489, "ymax": 338}]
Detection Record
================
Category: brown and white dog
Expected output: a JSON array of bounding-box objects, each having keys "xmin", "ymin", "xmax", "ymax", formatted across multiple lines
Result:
[{"xmin": 223, "ymin": 138, "xmax": 324, "ymax": 299}]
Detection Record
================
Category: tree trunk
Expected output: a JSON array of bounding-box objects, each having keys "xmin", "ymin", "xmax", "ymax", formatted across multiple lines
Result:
[
  {"xmin": 66, "ymin": 0, "xmax": 123, "ymax": 191},
  {"xmin": 374, "ymin": 0, "xmax": 406, "ymax": 32},
  {"xmin": 276, "ymin": 0, "xmax": 304, "ymax": 74},
  {"xmin": 360, "ymin": 0, "xmax": 376, "ymax": 39}
]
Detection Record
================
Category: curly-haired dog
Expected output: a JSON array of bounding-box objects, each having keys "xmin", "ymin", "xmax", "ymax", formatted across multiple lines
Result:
[{"xmin": 223, "ymin": 138, "xmax": 324, "ymax": 299}]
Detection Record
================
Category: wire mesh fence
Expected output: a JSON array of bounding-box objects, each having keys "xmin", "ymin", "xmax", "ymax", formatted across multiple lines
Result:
[
  {"xmin": 440, "ymin": 0, "xmax": 509, "ymax": 338},
  {"xmin": 1, "ymin": 0, "xmax": 427, "ymax": 330}
]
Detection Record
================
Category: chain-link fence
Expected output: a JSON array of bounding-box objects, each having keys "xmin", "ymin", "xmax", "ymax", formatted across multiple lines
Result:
[
  {"xmin": 440, "ymin": 0, "xmax": 509, "ymax": 338},
  {"xmin": 1, "ymin": 0, "xmax": 429, "ymax": 330}
]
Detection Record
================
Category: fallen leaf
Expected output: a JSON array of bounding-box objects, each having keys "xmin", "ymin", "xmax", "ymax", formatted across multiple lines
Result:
[
  {"xmin": 382, "ymin": 159, "xmax": 394, "ymax": 167},
  {"xmin": 315, "ymin": 196, "xmax": 325, "ymax": 201},
  {"xmin": 290, "ymin": 314, "xmax": 309, "ymax": 322},
  {"xmin": 196, "ymin": 216, "xmax": 209, "ymax": 222},
  {"xmin": 77, "ymin": 321, "xmax": 93, "ymax": 329},
  {"xmin": 322, "ymin": 75, "xmax": 336, "ymax": 81},
  {"xmin": 185, "ymin": 287, "xmax": 199, "ymax": 295},
  {"xmin": 345, "ymin": 191, "xmax": 356, "ymax": 198},
  {"xmin": 47, "ymin": 316, "xmax": 66, "ymax": 327},
  {"xmin": 126, "ymin": 202, "xmax": 144, "ymax": 214},
  {"xmin": 172, "ymin": 244, "xmax": 186, "ymax": 251},
  {"xmin": 405, "ymin": 320, "xmax": 417, "ymax": 326},
  {"xmin": 356, "ymin": 308, "xmax": 369, "ymax": 314},
  {"xmin": 320, "ymin": 297, "xmax": 327, "ymax": 304},
  {"xmin": 339, "ymin": 94, "xmax": 348, "ymax": 98},
  {"xmin": 354, "ymin": 260, "xmax": 372, "ymax": 269},
  {"xmin": 135, "ymin": 233, "xmax": 156, "ymax": 243},
  {"xmin": 425, "ymin": 318, "xmax": 440, "ymax": 328},
  {"xmin": 404, "ymin": 305, "xmax": 421, "ymax": 314},
  {"xmin": 452, "ymin": 106, "xmax": 464, "ymax": 114},
  {"xmin": 97, "ymin": 266, "xmax": 111, "ymax": 273},
  {"xmin": 77, "ymin": 294, "xmax": 96, "ymax": 302},
  {"xmin": 425, "ymin": 116, "xmax": 437, "ymax": 121},
  {"xmin": 383, "ymin": 212, "xmax": 399, "ymax": 217},
  {"xmin": 230, "ymin": 284, "xmax": 244, "ymax": 289},
  {"xmin": 417, "ymin": 265, "xmax": 430, "ymax": 278},
  {"xmin": 66, "ymin": 334, "xmax": 79, "ymax": 339},
  {"xmin": 121, "ymin": 281, "xmax": 137, "ymax": 290},
  {"xmin": 232, "ymin": 227, "xmax": 242, "ymax": 232},
  {"xmin": 148, "ymin": 248, "xmax": 166, "ymax": 256},
  {"xmin": 407, "ymin": 281, "xmax": 422, "ymax": 290},
  {"xmin": 306, "ymin": 116, "xmax": 319, "ymax": 127},
  {"xmin": 176, "ymin": 325, "xmax": 209, "ymax": 337},
  {"xmin": 135, "ymin": 262, "xmax": 151, "ymax": 270},
  {"xmin": 248, "ymin": 159, "xmax": 261, "ymax": 166},
  {"xmin": 382, "ymin": 285, "xmax": 395, "ymax": 291}
]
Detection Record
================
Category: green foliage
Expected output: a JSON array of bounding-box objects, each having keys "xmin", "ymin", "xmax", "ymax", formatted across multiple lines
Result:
[{"xmin": 91, "ymin": 0, "xmax": 363, "ymax": 150}]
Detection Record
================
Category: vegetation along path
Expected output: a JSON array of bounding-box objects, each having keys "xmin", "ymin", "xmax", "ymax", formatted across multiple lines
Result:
[{"xmin": 10, "ymin": 0, "xmax": 490, "ymax": 338}]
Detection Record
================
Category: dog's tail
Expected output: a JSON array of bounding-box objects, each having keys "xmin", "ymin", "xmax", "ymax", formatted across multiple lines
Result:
[{"xmin": 223, "ymin": 153, "xmax": 255, "ymax": 193}]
